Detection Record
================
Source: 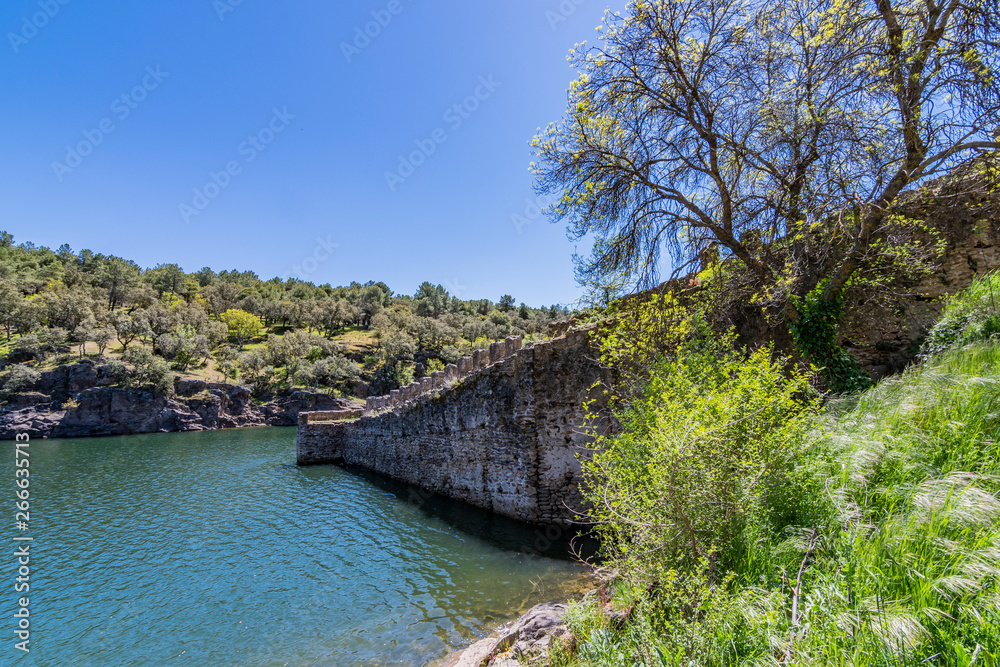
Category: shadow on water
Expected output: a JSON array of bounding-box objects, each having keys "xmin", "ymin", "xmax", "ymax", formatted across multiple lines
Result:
[{"xmin": 336, "ymin": 465, "xmax": 602, "ymax": 563}]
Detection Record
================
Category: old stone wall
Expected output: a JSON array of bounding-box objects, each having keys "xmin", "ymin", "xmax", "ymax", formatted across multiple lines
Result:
[
  {"xmin": 841, "ymin": 180, "xmax": 1000, "ymax": 377},
  {"xmin": 297, "ymin": 329, "xmax": 605, "ymax": 525},
  {"xmin": 361, "ymin": 336, "xmax": 524, "ymax": 413}
]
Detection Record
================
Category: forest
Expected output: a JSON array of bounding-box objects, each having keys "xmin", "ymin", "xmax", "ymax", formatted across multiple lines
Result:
[{"xmin": 0, "ymin": 231, "xmax": 571, "ymax": 400}]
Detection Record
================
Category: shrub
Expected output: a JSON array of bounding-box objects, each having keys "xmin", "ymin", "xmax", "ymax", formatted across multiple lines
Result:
[
  {"xmin": 155, "ymin": 325, "xmax": 209, "ymax": 371},
  {"xmin": 237, "ymin": 349, "xmax": 276, "ymax": 396},
  {"xmin": 0, "ymin": 364, "xmax": 40, "ymax": 400},
  {"xmin": 219, "ymin": 309, "xmax": 265, "ymax": 349},
  {"xmin": 569, "ymin": 292, "xmax": 1000, "ymax": 665},
  {"xmin": 921, "ymin": 270, "xmax": 1000, "ymax": 358},
  {"xmin": 107, "ymin": 347, "xmax": 174, "ymax": 396},
  {"xmin": 583, "ymin": 332, "xmax": 821, "ymax": 577}
]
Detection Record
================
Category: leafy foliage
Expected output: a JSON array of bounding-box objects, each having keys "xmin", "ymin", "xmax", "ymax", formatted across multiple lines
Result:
[
  {"xmin": 789, "ymin": 281, "xmax": 873, "ymax": 392},
  {"xmin": 921, "ymin": 270, "xmax": 1000, "ymax": 357},
  {"xmin": 218, "ymin": 309, "xmax": 265, "ymax": 349},
  {"xmin": 556, "ymin": 277, "xmax": 1000, "ymax": 666},
  {"xmin": 583, "ymin": 332, "xmax": 821, "ymax": 578},
  {"xmin": 0, "ymin": 364, "xmax": 41, "ymax": 400},
  {"xmin": 106, "ymin": 347, "xmax": 173, "ymax": 396},
  {"xmin": 0, "ymin": 232, "xmax": 573, "ymax": 397}
]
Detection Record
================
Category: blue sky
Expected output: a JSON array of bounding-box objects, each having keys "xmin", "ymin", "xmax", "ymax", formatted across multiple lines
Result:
[{"xmin": 0, "ymin": 0, "xmax": 625, "ymax": 307}]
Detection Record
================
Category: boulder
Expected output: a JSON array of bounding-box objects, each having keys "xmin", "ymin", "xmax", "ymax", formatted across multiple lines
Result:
[
  {"xmin": 449, "ymin": 603, "xmax": 569, "ymax": 667},
  {"xmin": 175, "ymin": 379, "xmax": 208, "ymax": 396}
]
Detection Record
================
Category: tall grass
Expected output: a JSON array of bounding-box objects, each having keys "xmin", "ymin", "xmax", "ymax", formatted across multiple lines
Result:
[{"xmin": 553, "ymin": 273, "xmax": 1000, "ymax": 667}]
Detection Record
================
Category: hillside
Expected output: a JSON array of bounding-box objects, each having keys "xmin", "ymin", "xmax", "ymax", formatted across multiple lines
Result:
[
  {"xmin": 0, "ymin": 232, "xmax": 572, "ymax": 409},
  {"xmin": 518, "ymin": 273, "xmax": 1000, "ymax": 666}
]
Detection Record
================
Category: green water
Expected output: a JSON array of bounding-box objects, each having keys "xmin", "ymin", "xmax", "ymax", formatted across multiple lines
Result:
[{"xmin": 2, "ymin": 427, "xmax": 589, "ymax": 667}]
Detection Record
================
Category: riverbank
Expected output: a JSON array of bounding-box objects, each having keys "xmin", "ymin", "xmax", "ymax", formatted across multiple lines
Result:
[
  {"xmin": 434, "ymin": 577, "xmax": 599, "ymax": 667},
  {"xmin": 0, "ymin": 358, "xmax": 360, "ymax": 438}
]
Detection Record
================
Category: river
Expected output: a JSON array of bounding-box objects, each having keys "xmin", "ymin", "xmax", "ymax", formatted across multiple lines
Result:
[{"xmin": 2, "ymin": 427, "xmax": 590, "ymax": 666}]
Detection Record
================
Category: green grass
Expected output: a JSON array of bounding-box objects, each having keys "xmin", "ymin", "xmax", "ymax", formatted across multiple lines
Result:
[
  {"xmin": 329, "ymin": 325, "xmax": 377, "ymax": 351},
  {"xmin": 548, "ymin": 273, "xmax": 1000, "ymax": 667}
]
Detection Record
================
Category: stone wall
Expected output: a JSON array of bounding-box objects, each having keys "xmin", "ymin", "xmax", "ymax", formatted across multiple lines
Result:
[
  {"xmin": 841, "ymin": 180, "xmax": 1000, "ymax": 377},
  {"xmin": 297, "ymin": 329, "xmax": 606, "ymax": 526},
  {"xmin": 363, "ymin": 335, "xmax": 524, "ymax": 413},
  {"xmin": 298, "ymin": 172, "xmax": 999, "ymax": 525}
]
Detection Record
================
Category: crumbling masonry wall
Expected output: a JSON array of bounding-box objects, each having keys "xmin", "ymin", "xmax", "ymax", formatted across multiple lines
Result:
[{"xmin": 297, "ymin": 330, "xmax": 605, "ymax": 526}]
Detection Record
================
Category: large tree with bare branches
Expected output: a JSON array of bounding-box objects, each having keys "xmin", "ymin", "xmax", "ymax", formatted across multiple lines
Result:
[{"xmin": 533, "ymin": 0, "xmax": 1000, "ymax": 314}]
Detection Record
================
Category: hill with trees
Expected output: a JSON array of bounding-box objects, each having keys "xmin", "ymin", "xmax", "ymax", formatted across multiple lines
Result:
[{"xmin": 0, "ymin": 231, "xmax": 572, "ymax": 402}]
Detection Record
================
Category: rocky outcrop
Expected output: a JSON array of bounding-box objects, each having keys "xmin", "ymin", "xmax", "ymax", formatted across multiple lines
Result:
[
  {"xmin": 298, "ymin": 329, "xmax": 608, "ymax": 526},
  {"xmin": 0, "ymin": 360, "xmax": 357, "ymax": 439},
  {"xmin": 440, "ymin": 603, "xmax": 573, "ymax": 667}
]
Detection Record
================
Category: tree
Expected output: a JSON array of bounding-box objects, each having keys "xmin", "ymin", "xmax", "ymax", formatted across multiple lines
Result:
[
  {"xmin": 219, "ymin": 309, "xmax": 265, "ymax": 349},
  {"xmin": 202, "ymin": 282, "xmax": 241, "ymax": 317},
  {"xmin": 265, "ymin": 331, "xmax": 312, "ymax": 381},
  {"xmin": 0, "ymin": 281, "xmax": 21, "ymax": 341},
  {"xmin": 111, "ymin": 312, "xmax": 148, "ymax": 353},
  {"xmin": 295, "ymin": 355, "xmax": 360, "ymax": 392},
  {"xmin": 93, "ymin": 326, "xmax": 114, "ymax": 358},
  {"xmin": 237, "ymin": 349, "xmax": 275, "ymax": 396},
  {"xmin": 533, "ymin": 0, "xmax": 999, "ymax": 314},
  {"xmin": 215, "ymin": 346, "xmax": 241, "ymax": 383},
  {"xmin": 94, "ymin": 257, "xmax": 141, "ymax": 311},
  {"xmin": 498, "ymin": 294, "xmax": 515, "ymax": 312},
  {"xmin": 42, "ymin": 289, "xmax": 94, "ymax": 331},
  {"xmin": 108, "ymin": 347, "xmax": 173, "ymax": 396},
  {"xmin": 414, "ymin": 283, "xmax": 450, "ymax": 319},
  {"xmin": 11, "ymin": 300, "xmax": 41, "ymax": 337},
  {"xmin": 146, "ymin": 263, "xmax": 187, "ymax": 301},
  {"xmin": 71, "ymin": 322, "xmax": 95, "ymax": 360},
  {"xmin": 156, "ymin": 325, "xmax": 209, "ymax": 372},
  {"xmin": 193, "ymin": 266, "xmax": 218, "ymax": 287},
  {"xmin": 314, "ymin": 299, "xmax": 356, "ymax": 338}
]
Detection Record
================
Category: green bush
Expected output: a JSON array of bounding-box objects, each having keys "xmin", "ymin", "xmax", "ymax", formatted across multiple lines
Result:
[
  {"xmin": 921, "ymin": 270, "xmax": 1000, "ymax": 358},
  {"xmin": 0, "ymin": 364, "xmax": 40, "ymax": 400},
  {"xmin": 565, "ymin": 346, "xmax": 1000, "ymax": 666},
  {"xmin": 107, "ymin": 347, "xmax": 174, "ymax": 396},
  {"xmin": 563, "ymin": 277, "xmax": 1000, "ymax": 666},
  {"xmin": 583, "ymin": 332, "xmax": 821, "ymax": 577}
]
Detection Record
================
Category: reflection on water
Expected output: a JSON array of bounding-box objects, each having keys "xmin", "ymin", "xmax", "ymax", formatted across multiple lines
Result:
[{"xmin": 2, "ymin": 427, "xmax": 591, "ymax": 667}]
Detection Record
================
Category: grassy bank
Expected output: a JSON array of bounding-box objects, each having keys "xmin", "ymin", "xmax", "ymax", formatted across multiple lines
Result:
[{"xmin": 548, "ymin": 275, "xmax": 1000, "ymax": 666}]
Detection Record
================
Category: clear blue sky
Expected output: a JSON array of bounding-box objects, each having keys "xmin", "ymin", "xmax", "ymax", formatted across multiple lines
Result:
[{"xmin": 0, "ymin": 0, "xmax": 625, "ymax": 307}]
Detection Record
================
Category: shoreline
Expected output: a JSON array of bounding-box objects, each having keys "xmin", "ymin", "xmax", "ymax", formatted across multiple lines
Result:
[
  {"xmin": 431, "ymin": 573, "xmax": 598, "ymax": 667},
  {"xmin": 0, "ymin": 358, "xmax": 360, "ymax": 439}
]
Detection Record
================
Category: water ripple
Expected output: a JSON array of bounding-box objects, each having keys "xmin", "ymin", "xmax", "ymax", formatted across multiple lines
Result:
[{"xmin": 3, "ymin": 428, "xmax": 588, "ymax": 667}]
